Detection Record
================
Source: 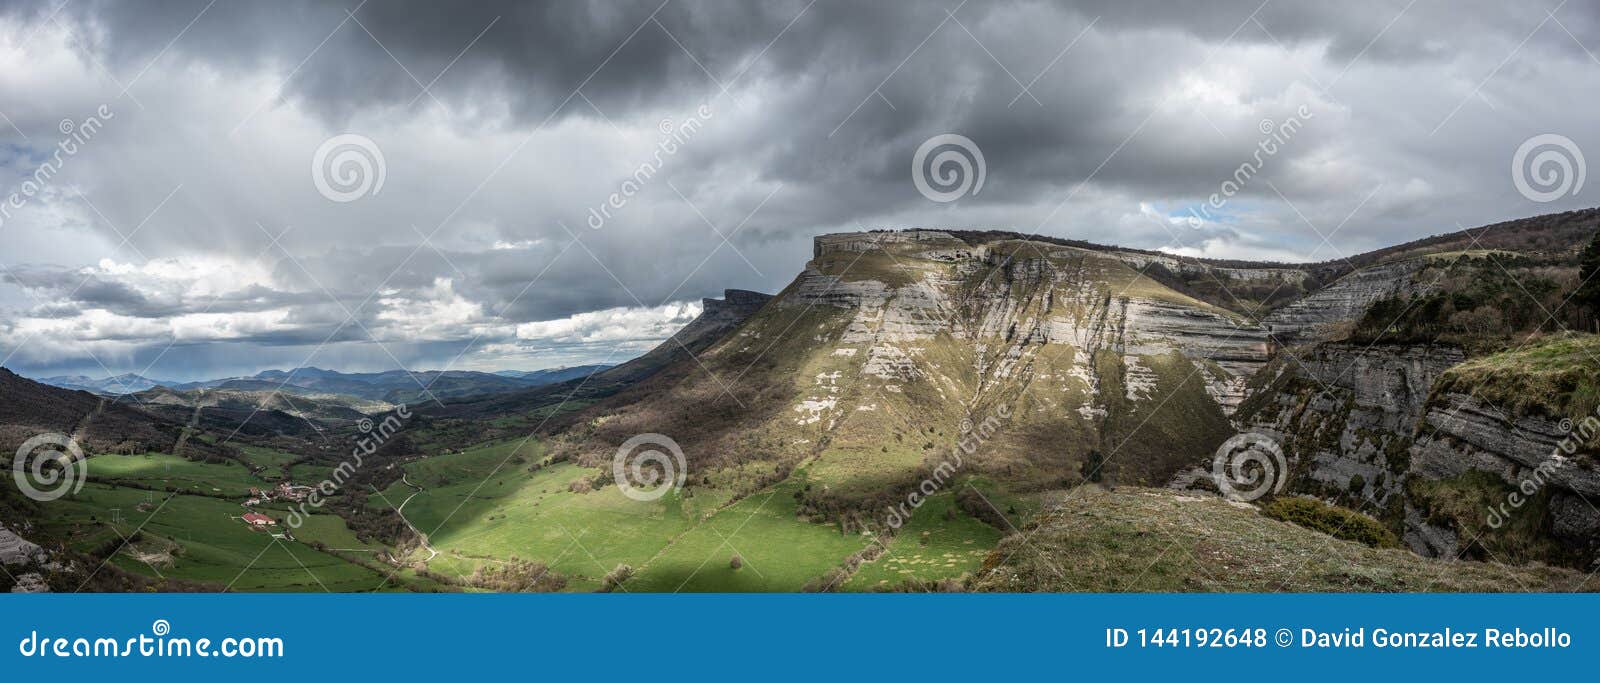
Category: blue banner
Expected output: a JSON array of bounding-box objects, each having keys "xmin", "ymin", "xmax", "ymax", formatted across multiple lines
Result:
[{"xmin": 2, "ymin": 593, "xmax": 1595, "ymax": 680}]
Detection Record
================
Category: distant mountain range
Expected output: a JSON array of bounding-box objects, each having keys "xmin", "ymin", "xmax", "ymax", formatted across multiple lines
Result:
[
  {"xmin": 35, "ymin": 364, "xmax": 615, "ymax": 403},
  {"xmin": 35, "ymin": 373, "xmax": 171, "ymax": 394}
]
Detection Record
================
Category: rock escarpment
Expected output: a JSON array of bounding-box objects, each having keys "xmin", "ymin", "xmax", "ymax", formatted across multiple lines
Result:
[
  {"xmin": 575, "ymin": 229, "xmax": 1274, "ymax": 507},
  {"xmin": 1226, "ymin": 255, "xmax": 1600, "ymax": 568},
  {"xmin": 1263, "ymin": 259, "xmax": 1430, "ymax": 344}
]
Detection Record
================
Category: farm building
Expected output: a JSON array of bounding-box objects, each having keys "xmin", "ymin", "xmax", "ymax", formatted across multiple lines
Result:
[{"xmin": 242, "ymin": 513, "xmax": 276, "ymax": 527}]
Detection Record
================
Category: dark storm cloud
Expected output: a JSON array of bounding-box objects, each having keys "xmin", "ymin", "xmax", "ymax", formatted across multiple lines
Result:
[{"xmin": 1, "ymin": 0, "xmax": 1597, "ymax": 378}]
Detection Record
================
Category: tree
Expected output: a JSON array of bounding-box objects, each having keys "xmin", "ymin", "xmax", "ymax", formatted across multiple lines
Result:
[
  {"xmin": 729, "ymin": 554, "xmax": 743, "ymax": 570},
  {"xmin": 1081, "ymin": 449, "xmax": 1104, "ymax": 484},
  {"xmin": 1578, "ymin": 230, "xmax": 1600, "ymax": 331}
]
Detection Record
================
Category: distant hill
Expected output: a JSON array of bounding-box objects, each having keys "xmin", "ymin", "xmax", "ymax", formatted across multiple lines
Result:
[
  {"xmin": 419, "ymin": 290, "xmax": 773, "ymax": 427},
  {"xmin": 36, "ymin": 373, "xmax": 176, "ymax": 395},
  {"xmin": 128, "ymin": 385, "xmax": 392, "ymax": 435},
  {"xmin": 0, "ymin": 369, "xmax": 231, "ymax": 460},
  {"xmin": 493, "ymin": 364, "xmax": 613, "ymax": 384},
  {"xmin": 34, "ymin": 364, "xmax": 615, "ymax": 405}
]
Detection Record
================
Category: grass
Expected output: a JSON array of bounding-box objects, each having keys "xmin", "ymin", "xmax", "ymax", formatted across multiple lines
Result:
[
  {"xmin": 1406, "ymin": 470, "xmax": 1576, "ymax": 567},
  {"xmin": 625, "ymin": 477, "xmax": 869, "ymax": 592},
  {"xmin": 1262, "ymin": 496, "xmax": 1400, "ymax": 549},
  {"xmin": 971, "ymin": 487, "xmax": 1590, "ymax": 592},
  {"xmin": 237, "ymin": 445, "xmax": 300, "ymax": 479},
  {"xmin": 843, "ymin": 493, "xmax": 1001, "ymax": 590},
  {"xmin": 85, "ymin": 452, "xmax": 264, "ymax": 497},
  {"xmin": 380, "ymin": 443, "xmax": 696, "ymax": 586},
  {"xmin": 1434, "ymin": 332, "xmax": 1600, "ymax": 423},
  {"xmin": 41, "ymin": 483, "xmax": 391, "ymax": 592}
]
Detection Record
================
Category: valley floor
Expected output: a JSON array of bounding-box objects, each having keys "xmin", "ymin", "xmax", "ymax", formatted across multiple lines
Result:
[{"xmin": 39, "ymin": 438, "xmax": 1595, "ymax": 593}]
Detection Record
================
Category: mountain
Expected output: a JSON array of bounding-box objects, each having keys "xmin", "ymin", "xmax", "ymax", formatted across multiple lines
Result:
[
  {"xmin": 4, "ymin": 210, "xmax": 1597, "ymax": 593},
  {"xmin": 128, "ymin": 385, "xmax": 392, "ymax": 433},
  {"xmin": 0, "ymin": 368, "xmax": 233, "ymax": 460},
  {"xmin": 166, "ymin": 366, "xmax": 594, "ymax": 404},
  {"xmin": 494, "ymin": 365, "xmax": 614, "ymax": 383},
  {"xmin": 36, "ymin": 373, "xmax": 176, "ymax": 395},
  {"xmin": 542, "ymin": 210, "xmax": 1600, "ymax": 580},
  {"xmin": 420, "ymin": 289, "xmax": 774, "ymax": 428}
]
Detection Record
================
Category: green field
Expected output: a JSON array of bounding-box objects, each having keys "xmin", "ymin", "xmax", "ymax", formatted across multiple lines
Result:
[
  {"xmin": 62, "ymin": 436, "xmax": 1004, "ymax": 593},
  {"xmin": 236, "ymin": 445, "xmax": 300, "ymax": 479},
  {"xmin": 385, "ymin": 456, "xmax": 696, "ymax": 588},
  {"xmin": 43, "ymin": 483, "xmax": 391, "ymax": 591},
  {"xmin": 843, "ymin": 493, "xmax": 1002, "ymax": 590},
  {"xmin": 382, "ymin": 439, "xmax": 891, "ymax": 591},
  {"xmin": 625, "ymin": 478, "xmax": 869, "ymax": 592},
  {"xmin": 86, "ymin": 452, "xmax": 263, "ymax": 497}
]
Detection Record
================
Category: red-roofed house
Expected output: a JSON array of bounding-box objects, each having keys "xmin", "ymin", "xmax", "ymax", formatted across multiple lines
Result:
[{"xmin": 242, "ymin": 513, "xmax": 276, "ymax": 527}]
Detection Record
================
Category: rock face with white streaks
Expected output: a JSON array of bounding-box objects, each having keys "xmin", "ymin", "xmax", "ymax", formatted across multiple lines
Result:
[
  {"xmin": 761, "ymin": 230, "xmax": 1272, "ymax": 490},
  {"xmin": 1411, "ymin": 393, "xmax": 1600, "ymax": 553},
  {"xmin": 1, "ymin": 524, "xmax": 53, "ymax": 593},
  {"xmin": 1234, "ymin": 343, "xmax": 1463, "ymax": 507},
  {"xmin": 0, "ymin": 525, "xmax": 46, "ymax": 567},
  {"xmin": 1233, "ymin": 338, "xmax": 1600, "ymax": 567},
  {"xmin": 578, "ymin": 227, "xmax": 1599, "ymax": 570},
  {"xmin": 1263, "ymin": 259, "xmax": 1430, "ymax": 344}
]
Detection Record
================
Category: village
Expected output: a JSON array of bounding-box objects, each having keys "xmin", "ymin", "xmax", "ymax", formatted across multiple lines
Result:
[{"xmin": 234, "ymin": 481, "xmax": 317, "ymax": 535}]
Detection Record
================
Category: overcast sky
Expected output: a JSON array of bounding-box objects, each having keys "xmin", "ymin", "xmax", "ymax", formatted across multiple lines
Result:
[{"xmin": 0, "ymin": 0, "xmax": 1596, "ymax": 381}]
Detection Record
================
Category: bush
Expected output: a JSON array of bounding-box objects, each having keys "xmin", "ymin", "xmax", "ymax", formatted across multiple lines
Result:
[
  {"xmin": 729, "ymin": 554, "xmax": 742, "ymax": 570},
  {"xmin": 1263, "ymin": 497, "xmax": 1400, "ymax": 549}
]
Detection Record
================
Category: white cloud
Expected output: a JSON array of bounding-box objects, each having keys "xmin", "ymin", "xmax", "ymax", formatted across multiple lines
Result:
[{"xmin": 516, "ymin": 301, "xmax": 701, "ymax": 345}]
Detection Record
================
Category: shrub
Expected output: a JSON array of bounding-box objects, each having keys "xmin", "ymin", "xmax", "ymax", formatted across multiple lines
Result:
[
  {"xmin": 729, "ymin": 554, "xmax": 742, "ymax": 570},
  {"xmin": 1263, "ymin": 497, "xmax": 1400, "ymax": 549}
]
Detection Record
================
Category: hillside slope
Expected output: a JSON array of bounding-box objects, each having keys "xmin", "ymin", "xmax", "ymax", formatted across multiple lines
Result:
[
  {"xmin": 971, "ymin": 487, "xmax": 1589, "ymax": 592},
  {"xmin": 556, "ymin": 231, "xmax": 1272, "ymax": 522}
]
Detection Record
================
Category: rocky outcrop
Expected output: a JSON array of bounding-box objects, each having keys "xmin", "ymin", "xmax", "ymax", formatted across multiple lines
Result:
[
  {"xmin": 1412, "ymin": 393, "xmax": 1600, "ymax": 553},
  {"xmin": 0, "ymin": 524, "xmax": 46, "ymax": 567},
  {"xmin": 1263, "ymin": 259, "xmax": 1430, "ymax": 344},
  {"xmin": 1231, "ymin": 337, "xmax": 1600, "ymax": 567},
  {"xmin": 599, "ymin": 289, "xmax": 774, "ymax": 386},
  {"xmin": 1236, "ymin": 343, "xmax": 1464, "ymax": 508},
  {"xmin": 1120, "ymin": 299, "xmax": 1270, "ymax": 411},
  {"xmin": 1112, "ymin": 251, "xmax": 1310, "ymax": 285}
]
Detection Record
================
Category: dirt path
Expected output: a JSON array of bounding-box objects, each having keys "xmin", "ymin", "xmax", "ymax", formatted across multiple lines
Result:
[{"xmin": 393, "ymin": 472, "xmax": 438, "ymax": 562}]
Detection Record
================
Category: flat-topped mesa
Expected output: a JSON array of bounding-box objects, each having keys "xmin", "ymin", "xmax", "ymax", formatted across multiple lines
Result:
[{"xmin": 701, "ymin": 289, "xmax": 773, "ymax": 319}]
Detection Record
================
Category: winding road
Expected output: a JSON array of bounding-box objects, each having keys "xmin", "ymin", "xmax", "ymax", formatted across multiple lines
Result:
[{"xmin": 394, "ymin": 472, "xmax": 438, "ymax": 562}]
